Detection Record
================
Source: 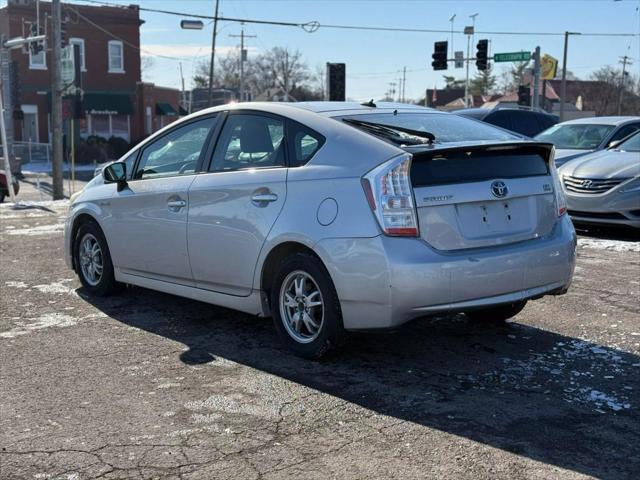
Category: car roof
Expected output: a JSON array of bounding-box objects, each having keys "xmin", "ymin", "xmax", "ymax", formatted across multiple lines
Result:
[
  {"xmin": 558, "ymin": 116, "xmax": 640, "ymax": 126},
  {"xmin": 291, "ymin": 101, "xmax": 434, "ymax": 113}
]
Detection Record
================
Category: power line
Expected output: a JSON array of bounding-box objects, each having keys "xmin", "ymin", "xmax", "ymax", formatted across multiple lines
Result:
[{"xmin": 73, "ymin": 0, "xmax": 639, "ymax": 38}]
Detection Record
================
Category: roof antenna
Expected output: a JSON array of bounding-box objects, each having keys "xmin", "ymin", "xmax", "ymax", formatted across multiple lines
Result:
[{"xmin": 361, "ymin": 99, "xmax": 376, "ymax": 108}]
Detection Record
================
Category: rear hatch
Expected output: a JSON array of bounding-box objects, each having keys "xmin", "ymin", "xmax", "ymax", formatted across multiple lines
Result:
[{"xmin": 409, "ymin": 143, "xmax": 557, "ymax": 251}]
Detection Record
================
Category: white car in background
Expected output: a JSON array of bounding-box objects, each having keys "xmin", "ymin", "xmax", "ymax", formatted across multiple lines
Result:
[
  {"xmin": 559, "ymin": 130, "xmax": 640, "ymax": 228},
  {"xmin": 535, "ymin": 116, "xmax": 640, "ymax": 167}
]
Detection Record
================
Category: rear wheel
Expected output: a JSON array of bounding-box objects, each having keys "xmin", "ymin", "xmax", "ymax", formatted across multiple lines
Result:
[
  {"xmin": 465, "ymin": 300, "xmax": 527, "ymax": 323},
  {"xmin": 271, "ymin": 253, "xmax": 346, "ymax": 359},
  {"xmin": 74, "ymin": 221, "xmax": 123, "ymax": 296}
]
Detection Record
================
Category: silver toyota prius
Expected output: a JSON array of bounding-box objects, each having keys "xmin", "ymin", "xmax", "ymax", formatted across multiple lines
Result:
[{"xmin": 64, "ymin": 102, "xmax": 576, "ymax": 358}]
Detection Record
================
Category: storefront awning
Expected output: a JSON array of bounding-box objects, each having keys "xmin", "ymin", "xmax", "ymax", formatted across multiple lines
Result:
[
  {"xmin": 84, "ymin": 93, "xmax": 134, "ymax": 115},
  {"xmin": 156, "ymin": 103, "xmax": 178, "ymax": 116}
]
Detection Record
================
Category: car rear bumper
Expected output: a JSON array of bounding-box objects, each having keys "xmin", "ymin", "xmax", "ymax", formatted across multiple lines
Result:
[{"xmin": 315, "ymin": 214, "xmax": 576, "ymax": 330}]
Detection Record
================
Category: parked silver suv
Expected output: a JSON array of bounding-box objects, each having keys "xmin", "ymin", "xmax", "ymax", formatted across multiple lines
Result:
[{"xmin": 64, "ymin": 102, "xmax": 576, "ymax": 358}]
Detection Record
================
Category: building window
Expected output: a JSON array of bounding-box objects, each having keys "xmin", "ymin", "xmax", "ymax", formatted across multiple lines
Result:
[
  {"xmin": 69, "ymin": 38, "xmax": 86, "ymax": 71},
  {"xmin": 108, "ymin": 40, "xmax": 124, "ymax": 73},
  {"xmin": 87, "ymin": 114, "xmax": 130, "ymax": 142},
  {"xmin": 29, "ymin": 44, "xmax": 46, "ymax": 70}
]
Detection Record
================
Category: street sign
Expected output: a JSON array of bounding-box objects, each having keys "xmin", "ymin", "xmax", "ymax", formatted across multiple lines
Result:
[
  {"xmin": 493, "ymin": 51, "xmax": 531, "ymax": 63},
  {"xmin": 454, "ymin": 51, "xmax": 464, "ymax": 68},
  {"xmin": 61, "ymin": 45, "xmax": 75, "ymax": 85},
  {"xmin": 541, "ymin": 54, "xmax": 558, "ymax": 80}
]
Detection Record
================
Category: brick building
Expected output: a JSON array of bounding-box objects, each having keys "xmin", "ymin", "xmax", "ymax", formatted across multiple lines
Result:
[{"xmin": 0, "ymin": 0, "xmax": 181, "ymax": 152}]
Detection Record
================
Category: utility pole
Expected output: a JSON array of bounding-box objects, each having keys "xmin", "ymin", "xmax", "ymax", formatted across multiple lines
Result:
[
  {"xmin": 559, "ymin": 31, "xmax": 580, "ymax": 122},
  {"xmin": 284, "ymin": 50, "xmax": 289, "ymax": 101},
  {"xmin": 229, "ymin": 28, "xmax": 256, "ymax": 102},
  {"xmin": 51, "ymin": 0, "xmax": 64, "ymax": 199},
  {"xmin": 617, "ymin": 55, "xmax": 631, "ymax": 115},
  {"xmin": 207, "ymin": 0, "xmax": 220, "ymax": 108},
  {"xmin": 401, "ymin": 66, "xmax": 406, "ymax": 102},
  {"xmin": 532, "ymin": 46, "xmax": 541, "ymax": 110},
  {"xmin": 0, "ymin": 70, "xmax": 15, "ymax": 202}
]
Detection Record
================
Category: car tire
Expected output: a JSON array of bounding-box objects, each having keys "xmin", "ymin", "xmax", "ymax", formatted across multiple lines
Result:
[
  {"xmin": 74, "ymin": 221, "xmax": 123, "ymax": 297},
  {"xmin": 465, "ymin": 300, "xmax": 527, "ymax": 323},
  {"xmin": 271, "ymin": 252, "xmax": 346, "ymax": 359}
]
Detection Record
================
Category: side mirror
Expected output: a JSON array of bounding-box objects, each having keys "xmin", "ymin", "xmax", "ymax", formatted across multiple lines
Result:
[{"xmin": 103, "ymin": 163, "xmax": 128, "ymax": 192}]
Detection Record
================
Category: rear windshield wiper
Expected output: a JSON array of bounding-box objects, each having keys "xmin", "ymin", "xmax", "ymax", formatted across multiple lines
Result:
[{"xmin": 343, "ymin": 118, "xmax": 435, "ymax": 146}]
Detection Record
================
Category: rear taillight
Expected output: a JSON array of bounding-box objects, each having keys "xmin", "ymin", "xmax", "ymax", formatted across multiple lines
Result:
[
  {"xmin": 362, "ymin": 153, "xmax": 419, "ymax": 237},
  {"xmin": 549, "ymin": 147, "xmax": 567, "ymax": 217}
]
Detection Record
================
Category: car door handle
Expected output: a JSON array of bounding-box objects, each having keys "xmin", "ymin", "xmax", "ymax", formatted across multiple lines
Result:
[
  {"xmin": 251, "ymin": 193, "xmax": 278, "ymax": 203},
  {"xmin": 167, "ymin": 199, "xmax": 187, "ymax": 210}
]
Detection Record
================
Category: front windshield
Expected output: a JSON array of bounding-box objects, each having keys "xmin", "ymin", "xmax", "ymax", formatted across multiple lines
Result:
[
  {"xmin": 617, "ymin": 131, "xmax": 640, "ymax": 152},
  {"xmin": 535, "ymin": 123, "xmax": 615, "ymax": 150},
  {"xmin": 338, "ymin": 112, "xmax": 518, "ymax": 143}
]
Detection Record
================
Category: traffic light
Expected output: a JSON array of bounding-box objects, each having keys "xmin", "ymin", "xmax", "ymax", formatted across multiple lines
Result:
[
  {"xmin": 431, "ymin": 41, "xmax": 448, "ymax": 71},
  {"xmin": 517, "ymin": 85, "xmax": 531, "ymax": 106},
  {"xmin": 61, "ymin": 19, "xmax": 68, "ymax": 48},
  {"xmin": 326, "ymin": 62, "xmax": 346, "ymax": 101},
  {"xmin": 29, "ymin": 23, "xmax": 43, "ymax": 55},
  {"xmin": 476, "ymin": 39, "xmax": 489, "ymax": 71}
]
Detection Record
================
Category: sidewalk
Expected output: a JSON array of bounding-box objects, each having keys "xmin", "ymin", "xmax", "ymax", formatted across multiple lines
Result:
[{"xmin": 7, "ymin": 172, "xmax": 88, "ymax": 203}]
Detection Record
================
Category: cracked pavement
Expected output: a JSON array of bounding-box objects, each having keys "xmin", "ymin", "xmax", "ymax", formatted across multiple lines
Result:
[{"xmin": 1, "ymin": 200, "xmax": 639, "ymax": 479}]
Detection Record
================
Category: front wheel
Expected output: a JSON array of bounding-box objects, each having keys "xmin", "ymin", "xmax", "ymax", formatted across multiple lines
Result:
[
  {"xmin": 271, "ymin": 253, "xmax": 346, "ymax": 359},
  {"xmin": 74, "ymin": 221, "xmax": 123, "ymax": 296},
  {"xmin": 465, "ymin": 300, "xmax": 527, "ymax": 323}
]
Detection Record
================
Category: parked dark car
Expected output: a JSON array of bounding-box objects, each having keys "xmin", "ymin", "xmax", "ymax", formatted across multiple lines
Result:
[
  {"xmin": 454, "ymin": 107, "xmax": 559, "ymax": 138},
  {"xmin": 0, "ymin": 169, "xmax": 19, "ymax": 202}
]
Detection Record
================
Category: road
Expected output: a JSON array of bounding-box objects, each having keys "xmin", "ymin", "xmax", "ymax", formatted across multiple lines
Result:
[{"xmin": 1, "ymin": 199, "xmax": 639, "ymax": 479}]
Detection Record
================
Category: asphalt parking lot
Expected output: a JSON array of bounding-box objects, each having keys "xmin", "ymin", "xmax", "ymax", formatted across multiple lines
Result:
[{"xmin": 1, "ymin": 198, "xmax": 639, "ymax": 480}]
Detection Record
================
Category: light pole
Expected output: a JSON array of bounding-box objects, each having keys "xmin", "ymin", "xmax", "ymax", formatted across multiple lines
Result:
[
  {"xmin": 464, "ymin": 13, "xmax": 478, "ymax": 108},
  {"xmin": 449, "ymin": 14, "xmax": 456, "ymax": 59}
]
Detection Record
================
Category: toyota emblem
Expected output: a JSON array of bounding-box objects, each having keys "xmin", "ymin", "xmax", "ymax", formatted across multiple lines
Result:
[{"xmin": 491, "ymin": 180, "xmax": 508, "ymax": 198}]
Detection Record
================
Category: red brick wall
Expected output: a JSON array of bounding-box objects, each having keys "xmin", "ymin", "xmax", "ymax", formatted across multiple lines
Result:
[
  {"xmin": 133, "ymin": 83, "xmax": 181, "ymax": 144},
  {"xmin": 1, "ymin": 0, "xmax": 142, "ymax": 142}
]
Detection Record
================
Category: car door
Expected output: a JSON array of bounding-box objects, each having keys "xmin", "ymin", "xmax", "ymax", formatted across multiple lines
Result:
[
  {"xmin": 103, "ymin": 115, "xmax": 218, "ymax": 285},
  {"xmin": 187, "ymin": 112, "xmax": 288, "ymax": 296}
]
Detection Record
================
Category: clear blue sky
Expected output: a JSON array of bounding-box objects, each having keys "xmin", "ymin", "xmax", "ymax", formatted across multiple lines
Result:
[{"xmin": 12, "ymin": 0, "xmax": 640, "ymax": 100}]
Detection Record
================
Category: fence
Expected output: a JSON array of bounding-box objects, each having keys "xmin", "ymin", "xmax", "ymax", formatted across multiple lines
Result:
[{"xmin": 0, "ymin": 141, "xmax": 52, "ymax": 172}]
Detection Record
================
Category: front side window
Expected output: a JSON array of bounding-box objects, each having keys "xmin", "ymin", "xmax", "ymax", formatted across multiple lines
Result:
[
  {"xmin": 617, "ymin": 131, "xmax": 640, "ymax": 152},
  {"xmin": 211, "ymin": 114, "xmax": 286, "ymax": 171},
  {"xmin": 108, "ymin": 40, "xmax": 124, "ymax": 73},
  {"xmin": 134, "ymin": 117, "xmax": 216, "ymax": 180},
  {"xmin": 609, "ymin": 124, "xmax": 640, "ymax": 144}
]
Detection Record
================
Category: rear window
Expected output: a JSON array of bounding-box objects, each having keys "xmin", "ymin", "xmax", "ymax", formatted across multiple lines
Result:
[
  {"xmin": 411, "ymin": 147, "xmax": 549, "ymax": 187},
  {"xmin": 338, "ymin": 112, "xmax": 518, "ymax": 143},
  {"xmin": 535, "ymin": 123, "xmax": 615, "ymax": 150}
]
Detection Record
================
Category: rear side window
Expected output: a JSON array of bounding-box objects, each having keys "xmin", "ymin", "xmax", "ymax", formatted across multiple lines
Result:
[
  {"xmin": 287, "ymin": 122, "xmax": 325, "ymax": 166},
  {"xmin": 211, "ymin": 114, "xmax": 286, "ymax": 171},
  {"xmin": 486, "ymin": 111, "xmax": 513, "ymax": 131},
  {"xmin": 411, "ymin": 147, "xmax": 549, "ymax": 187}
]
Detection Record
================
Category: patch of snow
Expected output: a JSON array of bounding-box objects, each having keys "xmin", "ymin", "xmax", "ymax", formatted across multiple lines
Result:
[
  {"xmin": 32, "ymin": 281, "xmax": 74, "ymax": 295},
  {"xmin": 584, "ymin": 389, "xmax": 631, "ymax": 411},
  {"xmin": 5, "ymin": 281, "xmax": 28, "ymax": 288},
  {"xmin": 0, "ymin": 313, "xmax": 77, "ymax": 338},
  {"xmin": 3, "ymin": 223, "xmax": 65, "ymax": 236},
  {"xmin": 578, "ymin": 237, "xmax": 640, "ymax": 253}
]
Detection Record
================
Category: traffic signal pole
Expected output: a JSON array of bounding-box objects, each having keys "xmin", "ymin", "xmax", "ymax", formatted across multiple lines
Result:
[
  {"xmin": 51, "ymin": 0, "xmax": 64, "ymax": 199},
  {"xmin": 532, "ymin": 46, "xmax": 541, "ymax": 109},
  {"xmin": 0, "ymin": 73, "xmax": 16, "ymax": 203},
  {"xmin": 464, "ymin": 27, "xmax": 472, "ymax": 108}
]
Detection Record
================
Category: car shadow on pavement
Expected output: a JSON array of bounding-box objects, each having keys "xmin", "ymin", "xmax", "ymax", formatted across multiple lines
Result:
[{"xmin": 81, "ymin": 286, "xmax": 640, "ymax": 480}]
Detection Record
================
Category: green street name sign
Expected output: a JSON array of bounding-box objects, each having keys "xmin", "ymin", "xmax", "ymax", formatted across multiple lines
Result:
[{"xmin": 493, "ymin": 51, "xmax": 531, "ymax": 63}]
